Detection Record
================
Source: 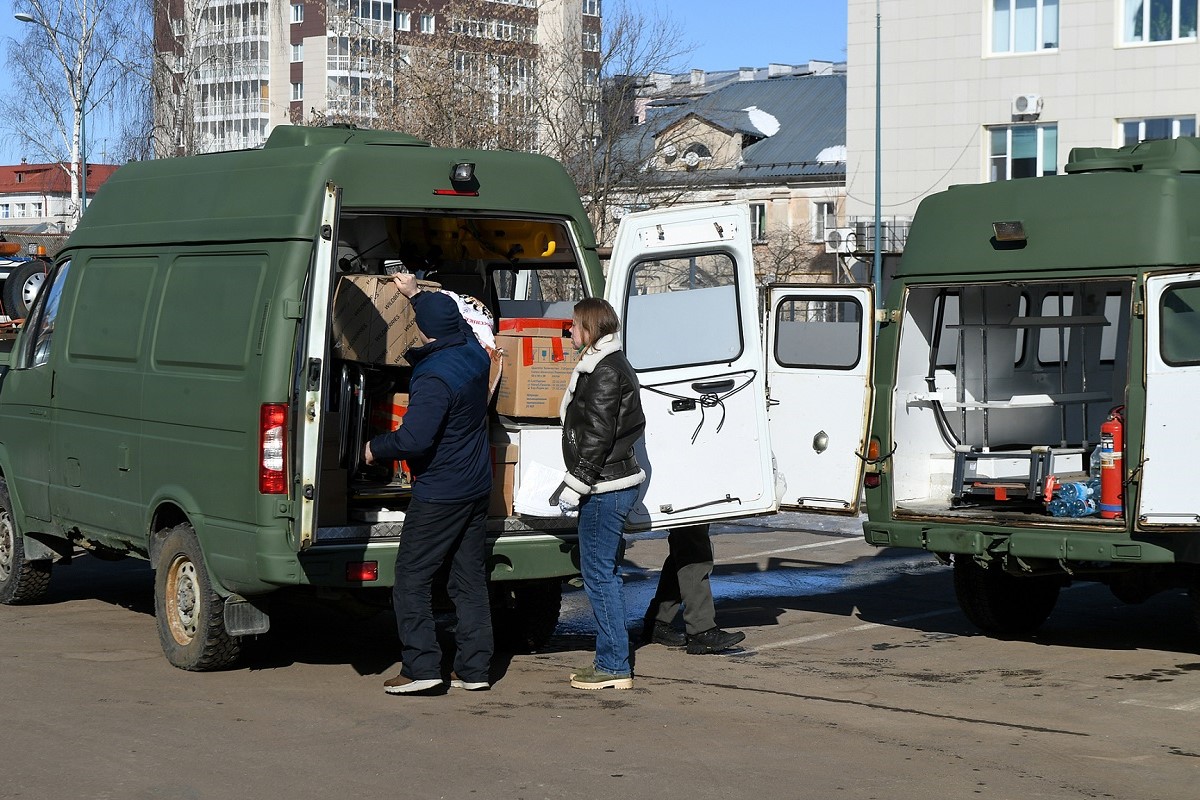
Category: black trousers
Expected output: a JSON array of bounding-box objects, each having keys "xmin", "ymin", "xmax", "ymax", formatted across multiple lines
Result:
[
  {"xmin": 646, "ymin": 524, "xmax": 717, "ymax": 635},
  {"xmin": 393, "ymin": 495, "xmax": 492, "ymax": 683}
]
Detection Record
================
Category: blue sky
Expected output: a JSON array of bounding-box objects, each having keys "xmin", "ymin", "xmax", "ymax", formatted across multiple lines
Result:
[{"xmin": 0, "ymin": 0, "xmax": 847, "ymax": 165}]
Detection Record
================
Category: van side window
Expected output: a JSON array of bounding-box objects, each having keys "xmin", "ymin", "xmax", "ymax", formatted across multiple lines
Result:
[
  {"xmin": 23, "ymin": 260, "xmax": 71, "ymax": 369},
  {"xmin": 774, "ymin": 295, "xmax": 863, "ymax": 369},
  {"xmin": 622, "ymin": 252, "xmax": 742, "ymax": 371},
  {"xmin": 1160, "ymin": 283, "xmax": 1200, "ymax": 366}
]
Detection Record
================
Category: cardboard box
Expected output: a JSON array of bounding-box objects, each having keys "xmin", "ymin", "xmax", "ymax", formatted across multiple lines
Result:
[
  {"xmin": 495, "ymin": 329, "xmax": 580, "ymax": 418},
  {"xmin": 368, "ymin": 392, "xmax": 411, "ymax": 486},
  {"xmin": 331, "ymin": 275, "xmax": 424, "ymax": 366},
  {"xmin": 488, "ymin": 429, "xmax": 519, "ymax": 517}
]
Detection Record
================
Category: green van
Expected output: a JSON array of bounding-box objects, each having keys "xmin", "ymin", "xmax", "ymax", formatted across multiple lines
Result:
[
  {"xmin": 0, "ymin": 125, "xmax": 846, "ymax": 670},
  {"xmin": 0, "ymin": 125, "xmax": 610, "ymax": 670}
]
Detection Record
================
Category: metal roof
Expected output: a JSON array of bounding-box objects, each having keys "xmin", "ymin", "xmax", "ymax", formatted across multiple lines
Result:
[{"xmin": 618, "ymin": 73, "xmax": 847, "ymax": 185}]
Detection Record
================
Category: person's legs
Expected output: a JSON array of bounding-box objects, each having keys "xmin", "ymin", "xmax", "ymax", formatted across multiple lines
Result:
[
  {"xmin": 446, "ymin": 496, "xmax": 493, "ymax": 685},
  {"xmin": 670, "ymin": 525, "xmax": 718, "ymax": 635},
  {"xmin": 576, "ymin": 487, "xmax": 637, "ymax": 677},
  {"xmin": 391, "ymin": 498, "xmax": 456, "ymax": 681}
]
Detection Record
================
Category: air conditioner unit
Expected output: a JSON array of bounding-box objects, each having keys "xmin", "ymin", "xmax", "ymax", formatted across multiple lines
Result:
[
  {"xmin": 825, "ymin": 227, "xmax": 858, "ymax": 255},
  {"xmin": 1012, "ymin": 93, "xmax": 1043, "ymax": 116}
]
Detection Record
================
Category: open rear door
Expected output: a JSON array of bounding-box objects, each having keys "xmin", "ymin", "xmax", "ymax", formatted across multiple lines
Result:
[
  {"xmin": 765, "ymin": 284, "xmax": 874, "ymax": 513},
  {"xmin": 295, "ymin": 182, "xmax": 341, "ymax": 549},
  {"xmin": 1138, "ymin": 271, "xmax": 1200, "ymax": 526},
  {"xmin": 606, "ymin": 203, "xmax": 775, "ymax": 530}
]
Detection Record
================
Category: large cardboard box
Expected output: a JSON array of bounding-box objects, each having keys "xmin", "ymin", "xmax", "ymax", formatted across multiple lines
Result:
[
  {"xmin": 331, "ymin": 276, "xmax": 425, "ymax": 366},
  {"xmin": 495, "ymin": 322, "xmax": 580, "ymax": 418}
]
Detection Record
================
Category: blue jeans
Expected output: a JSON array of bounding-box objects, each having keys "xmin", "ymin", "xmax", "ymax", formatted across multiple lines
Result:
[{"xmin": 577, "ymin": 486, "xmax": 638, "ymax": 675}]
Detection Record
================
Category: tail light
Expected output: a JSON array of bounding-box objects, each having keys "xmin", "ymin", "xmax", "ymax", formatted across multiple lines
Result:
[
  {"xmin": 260, "ymin": 403, "xmax": 287, "ymax": 494},
  {"xmin": 863, "ymin": 437, "xmax": 882, "ymax": 489}
]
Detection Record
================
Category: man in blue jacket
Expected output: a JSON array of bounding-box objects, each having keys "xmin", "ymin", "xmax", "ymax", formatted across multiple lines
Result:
[{"xmin": 365, "ymin": 275, "xmax": 493, "ymax": 695}]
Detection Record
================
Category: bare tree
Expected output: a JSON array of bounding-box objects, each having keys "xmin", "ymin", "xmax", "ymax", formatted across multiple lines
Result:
[
  {"xmin": 2, "ymin": 0, "xmax": 142, "ymax": 219},
  {"xmin": 535, "ymin": 0, "xmax": 693, "ymax": 243},
  {"xmin": 309, "ymin": 0, "xmax": 541, "ymax": 151},
  {"xmin": 756, "ymin": 224, "xmax": 838, "ymax": 286}
]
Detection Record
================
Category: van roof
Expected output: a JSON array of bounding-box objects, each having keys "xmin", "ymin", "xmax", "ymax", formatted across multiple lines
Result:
[
  {"xmin": 66, "ymin": 125, "xmax": 595, "ymax": 252},
  {"xmin": 900, "ymin": 136, "xmax": 1200, "ymax": 280}
]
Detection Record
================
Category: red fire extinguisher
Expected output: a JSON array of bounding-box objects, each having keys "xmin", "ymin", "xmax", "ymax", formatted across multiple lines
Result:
[{"xmin": 1099, "ymin": 406, "xmax": 1125, "ymax": 519}]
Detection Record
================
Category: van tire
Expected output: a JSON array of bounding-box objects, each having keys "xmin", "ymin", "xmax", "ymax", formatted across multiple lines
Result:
[
  {"xmin": 0, "ymin": 480, "xmax": 52, "ymax": 605},
  {"xmin": 154, "ymin": 524, "xmax": 240, "ymax": 671},
  {"xmin": 491, "ymin": 579, "xmax": 563, "ymax": 653},
  {"xmin": 2, "ymin": 261, "xmax": 46, "ymax": 320},
  {"xmin": 953, "ymin": 556, "xmax": 1060, "ymax": 636}
]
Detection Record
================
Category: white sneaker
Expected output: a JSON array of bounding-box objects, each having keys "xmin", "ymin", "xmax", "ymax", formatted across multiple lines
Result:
[
  {"xmin": 449, "ymin": 672, "xmax": 490, "ymax": 691},
  {"xmin": 383, "ymin": 674, "xmax": 445, "ymax": 695}
]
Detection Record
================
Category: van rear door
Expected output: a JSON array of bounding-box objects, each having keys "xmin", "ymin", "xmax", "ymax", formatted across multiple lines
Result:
[
  {"xmin": 765, "ymin": 284, "xmax": 874, "ymax": 513},
  {"xmin": 1137, "ymin": 271, "xmax": 1200, "ymax": 526},
  {"xmin": 605, "ymin": 203, "xmax": 775, "ymax": 530},
  {"xmin": 295, "ymin": 183, "xmax": 341, "ymax": 549}
]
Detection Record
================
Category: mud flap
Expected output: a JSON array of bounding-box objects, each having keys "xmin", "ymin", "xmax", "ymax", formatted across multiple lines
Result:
[{"xmin": 224, "ymin": 595, "xmax": 270, "ymax": 636}]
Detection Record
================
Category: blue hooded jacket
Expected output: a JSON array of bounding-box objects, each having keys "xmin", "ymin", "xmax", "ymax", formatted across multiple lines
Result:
[{"xmin": 368, "ymin": 308, "xmax": 491, "ymax": 504}]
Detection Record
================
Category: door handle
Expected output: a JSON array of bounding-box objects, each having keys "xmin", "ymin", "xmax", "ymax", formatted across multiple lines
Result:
[
  {"xmin": 691, "ymin": 379, "xmax": 734, "ymax": 395},
  {"xmin": 29, "ymin": 408, "xmax": 47, "ymax": 417}
]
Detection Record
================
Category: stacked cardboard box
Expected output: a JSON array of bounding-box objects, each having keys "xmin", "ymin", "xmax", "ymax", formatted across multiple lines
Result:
[
  {"xmin": 331, "ymin": 276, "xmax": 433, "ymax": 366},
  {"xmin": 495, "ymin": 319, "xmax": 579, "ymax": 418},
  {"xmin": 488, "ymin": 426, "xmax": 519, "ymax": 517}
]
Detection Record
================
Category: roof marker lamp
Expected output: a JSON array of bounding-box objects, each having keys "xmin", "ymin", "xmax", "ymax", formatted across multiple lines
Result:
[
  {"xmin": 434, "ymin": 162, "xmax": 479, "ymax": 196},
  {"xmin": 992, "ymin": 221, "xmax": 1027, "ymax": 243}
]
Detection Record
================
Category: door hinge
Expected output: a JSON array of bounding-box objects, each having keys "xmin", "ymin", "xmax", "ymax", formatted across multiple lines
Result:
[
  {"xmin": 1132, "ymin": 300, "xmax": 1144, "ymax": 317},
  {"xmin": 874, "ymin": 308, "xmax": 900, "ymax": 324}
]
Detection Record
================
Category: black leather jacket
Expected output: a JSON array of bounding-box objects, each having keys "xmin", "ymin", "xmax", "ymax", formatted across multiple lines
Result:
[{"xmin": 561, "ymin": 349, "xmax": 646, "ymax": 494}]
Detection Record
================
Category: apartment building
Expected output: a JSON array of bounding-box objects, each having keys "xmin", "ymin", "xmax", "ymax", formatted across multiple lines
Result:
[
  {"xmin": 846, "ymin": 0, "xmax": 1200, "ymax": 229},
  {"xmin": 155, "ymin": 0, "xmax": 599, "ymax": 155}
]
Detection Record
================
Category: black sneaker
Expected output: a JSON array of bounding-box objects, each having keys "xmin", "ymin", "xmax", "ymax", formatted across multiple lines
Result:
[
  {"xmin": 643, "ymin": 620, "xmax": 687, "ymax": 648},
  {"xmin": 686, "ymin": 628, "xmax": 746, "ymax": 655}
]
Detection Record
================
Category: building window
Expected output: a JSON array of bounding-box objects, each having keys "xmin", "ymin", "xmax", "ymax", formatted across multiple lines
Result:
[
  {"xmin": 582, "ymin": 31, "xmax": 599, "ymax": 51},
  {"xmin": 290, "ymin": 3, "xmax": 303, "ymax": 23},
  {"xmin": 419, "ymin": 13, "xmax": 435, "ymax": 33},
  {"xmin": 14, "ymin": 203, "xmax": 26, "ymax": 218},
  {"xmin": 31, "ymin": 202, "xmax": 43, "ymax": 217},
  {"xmin": 0, "ymin": 204, "xmax": 9, "ymax": 219},
  {"xmin": 291, "ymin": 82, "xmax": 303, "ymax": 101},
  {"xmin": 1124, "ymin": 0, "xmax": 1198, "ymax": 43},
  {"xmin": 750, "ymin": 203, "xmax": 767, "ymax": 241},
  {"xmin": 991, "ymin": 0, "xmax": 1059, "ymax": 53},
  {"xmin": 812, "ymin": 201, "xmax": 836, "ymax": 242},
  {"xmin": 395, "ymin": 9, "xmax": 410, "ymax": 30},
  {"xmin": 583, "ymin": 0, "xmax": 600, "ymax": 15},
  {"xmin": 291, "ymin": 43, "xmax": 303, "ymax": 62},
  {"xmin": 989, "ymin": 124, "xmax": 1058, "ymax": 180},
  {"xmin": 583, "ymin": 68, "xmax": 598, "ymax": 87},
  {"xmin": 1121, "ymin": 115, "xmax": 1197, "ymax": 143}
]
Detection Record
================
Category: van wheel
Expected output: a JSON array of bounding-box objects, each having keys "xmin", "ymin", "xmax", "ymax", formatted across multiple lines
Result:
[
  {"xmin": 953, "ymin": 556, "xmax": 1060, "ymax": 636},
  {"xmin": 0, "ymin": 480, "xmax": 51, "ymax": 605},
  {"xmin": 2, "ymin": 261, "xmax": 46, "ymax": 319},
  {"xmin": 491, "ymin": 579, "xmax": 563, "ymax": 653},
  {"xmin": 154, "ymin": 524, "xmax": 240, "ymax": 671}
]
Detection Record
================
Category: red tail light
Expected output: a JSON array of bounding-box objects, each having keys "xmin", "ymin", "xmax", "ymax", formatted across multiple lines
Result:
[
  {"xmin": 863, "ymin": 437, "xmax": 882, "ymax": 489},
  {"xmin": 259, "ymin": 403, "xmax": 287, "ymax": 494},
  {"xmin": 346, "ymin": 562, "xmax": 379, "ymax": 582}
]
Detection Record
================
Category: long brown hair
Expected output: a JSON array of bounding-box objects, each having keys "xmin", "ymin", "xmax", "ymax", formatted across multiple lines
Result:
[{"xmin": 573, "ymin": 298, "xmax": 621, "ymax": 347}]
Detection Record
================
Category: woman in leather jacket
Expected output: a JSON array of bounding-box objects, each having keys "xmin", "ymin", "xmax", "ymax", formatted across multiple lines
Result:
[{"xmin": 556, "ymin": 298, "xmax": 645, "ymax": 690}]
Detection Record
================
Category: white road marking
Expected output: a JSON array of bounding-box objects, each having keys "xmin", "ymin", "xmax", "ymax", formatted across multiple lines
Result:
[
  {"xmin": 726, "ymin": 536, "xmax": 862, "ymax": 562},
  {"xmin": 745, "ymin": 608, "xmax": 960, "ymax": 653},
  {"xmin": 1120, "ymin": 698, "xmax": 1200, "ymax": 712}
]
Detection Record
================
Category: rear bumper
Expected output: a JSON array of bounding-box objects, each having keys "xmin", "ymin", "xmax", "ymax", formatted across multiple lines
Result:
[
  {"xmin": 260, "ymin": 531, "xmax": 580, "ymax": 589},
  {"xmin": 863, "ymin": 520, "xmax": 1183, "ymax": 565}
]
